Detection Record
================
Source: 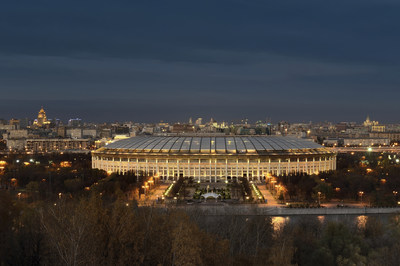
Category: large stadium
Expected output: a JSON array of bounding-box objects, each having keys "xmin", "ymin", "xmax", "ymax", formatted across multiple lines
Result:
[{"xmin": 92, "ymin": 136, "xmax": 336, "ymax": 182}]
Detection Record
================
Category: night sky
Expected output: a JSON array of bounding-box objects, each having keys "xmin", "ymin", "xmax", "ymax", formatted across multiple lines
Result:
[{"xmin": 1, "ymin": 0, "xmax": 400, "ymax": 123}]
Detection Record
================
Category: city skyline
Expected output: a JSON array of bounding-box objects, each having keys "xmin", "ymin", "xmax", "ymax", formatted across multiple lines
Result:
[
  {"xmin": 0, "ymin": 104, "xmax": 394, "ymax": 124},
  {"xmin": 2, "ymin": 1, "xmax": 400, "ymax": 122}
]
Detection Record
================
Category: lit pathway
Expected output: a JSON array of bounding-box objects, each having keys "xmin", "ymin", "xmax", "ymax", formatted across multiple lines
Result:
[
  {"xmin": 257, "ymin": 183, "xmax": 282, "ymax": 207},
  {"xmin": 137, "ymin": 183, "xmax": 169, "ymax": 205},
  {"xmin": 147, "ymin": 183, "xmax": 169, "ymax": 201}
]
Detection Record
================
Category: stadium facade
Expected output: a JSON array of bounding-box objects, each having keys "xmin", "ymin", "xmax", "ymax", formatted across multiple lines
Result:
[{"xmin": 92, "ymin": 136, "xmax": 336, "ymax": 182}]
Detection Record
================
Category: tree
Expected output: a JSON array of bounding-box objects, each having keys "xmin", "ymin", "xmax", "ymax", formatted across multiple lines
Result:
[
  {"xmin": 320, "ymin": 223, "xmax": 367, "ymax": 266},
  {"xmin": 26, "ymin": 181, "xmax": 40, "ymax": 200},
  {"xmin": 64, "ymin": 178, "xmax": 83, "ymax": 193},
  {"xmin": 278, "ymin": 192, "xmax": 284, "ymax": 202},
  {"xmin": 313, "ymin": 182, "xmax": 334, "ymax": 202},
  {"xmin": 40, "ymin": 199, "xmax": 91, "ymax": 265},
  {"xmin": 0, "ymin": 191, "xmax": 20, "ymax": 264},
  {"xmin": 171, "ymin": 220, "xmax": 202, "ymax": 266}
]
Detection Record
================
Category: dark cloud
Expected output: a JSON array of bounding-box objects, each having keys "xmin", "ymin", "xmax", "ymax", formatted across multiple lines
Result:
[{"xmin": 1, "ymin": 0, "xmax": 400, "ymax": 122}]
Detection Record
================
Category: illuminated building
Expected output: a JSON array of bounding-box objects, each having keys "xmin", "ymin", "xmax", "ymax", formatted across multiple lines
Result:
[
  {"xmin": 26, "ymin": 139, "xmax": 93, "ymax": 153},
  {"xmin": 92, "ymin": 136, "xmax": 336, "ymax": 182},
  {"xmin": 371, "ymin": 125, "xmax": 385, "ymax": 132},
  {"xmin": 33, "ymin": 107, "xmax": 50, "ymax": 127},
  {"xmin": 343, "ymin": 138, "xmax": 389, "ymax": 147},
  {"xmin": 363, "ymin": 115, "xmax": 379, "ymax": 127},
  {"xmin": 172, "ymin": 124, "xmax": 195, "ymax": 133}
]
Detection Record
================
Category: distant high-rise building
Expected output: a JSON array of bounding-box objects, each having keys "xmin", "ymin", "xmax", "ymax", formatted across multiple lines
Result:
[
  {"xmin": 68, "ymin": 118, "xmax": 83, "ymax": 127},
  {"xmin": 52, "ymin": 118, "xmax": 62, "ymax": 127},
  {"xmin": 67, "ymin": 128, "xmax": 83, "ymax": 139},
  {"xmin": 57, "ymin": 126, "xmax": 66, "ymax": 138},
  {"xmin": 33, "ymin": 107, "xmax": 50, "ymax": 127},
  {"xmin": 195, "ymin": 118, "xmax": 203, "ymax": 125},
  {"xmin": 189, "ymin": 117, "xmax": 193, "ymax": 125},
  {"xmin": 9, "ymin": 119, "xmax": 20, "ymax": 129},
  {"xmin": 19, "ymin": 118, "xmax": 29, "ymax": 129},
  {"xmin": 363, "ymin": 115, "xmax": 379, "ymax": 127}
]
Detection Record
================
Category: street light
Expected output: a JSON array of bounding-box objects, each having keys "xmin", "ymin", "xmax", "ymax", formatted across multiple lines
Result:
[{"xmin": 358, "ymin": 191, "xmax": 364, "ymax": 203}]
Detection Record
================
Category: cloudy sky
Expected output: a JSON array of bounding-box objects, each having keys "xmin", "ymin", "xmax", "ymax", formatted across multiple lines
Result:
[{"xmin": 1, "ymin": 0, "xmax": 400, "ymax": 123}]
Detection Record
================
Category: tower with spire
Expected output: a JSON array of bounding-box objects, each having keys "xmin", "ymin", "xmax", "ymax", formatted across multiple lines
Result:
[
  {"xmin": 363, "ymin": 115, "xmax": 378, "ymax": 127},
  {"xmin": 33, "ymin": 106, "xmax": 50, "ymax": 127}
]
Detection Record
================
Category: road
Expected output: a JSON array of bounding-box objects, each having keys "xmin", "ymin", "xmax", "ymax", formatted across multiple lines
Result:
[
  {"xmin": 137, "ymin": 183, "xmax": 169, "ymax": 206},
  {"xmin": 257, "ymin": 184, "xmax": 281, "ymax": 207}
]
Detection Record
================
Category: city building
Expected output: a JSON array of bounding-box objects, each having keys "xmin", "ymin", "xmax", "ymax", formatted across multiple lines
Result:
[
  {"xmin": 369, "ymin": 132, "xmax": 400, "ymax": 143},
  {"xmin": 363, "ymin": 115, "xmax": 379, "ymax": 127},
  {"xmin": 26, "ymin": 138, "xmax": 93, "ymax": 153},
  {"xmin": 83, "ymin": 129, "xmax": 98, "ymax": 138},
  {"xmin": 92, "ymin": 136, "xmax": 336, "ymax": 181},
  {"xmin": 195, "ymin": 118, "xmax": 203, "ymax": 125},
  {"xmin": 343, "ymin": 138, "xmax": 389, "ymax": 147},
  {"xmin": 57, "ymin": 126, "xmax": 66, "ymax": 138},
  {"xmin": 9, "ymin": 119, "xmax": 20, "ymax": 129},
  {"xmin": 4, "ymin": 130, "xmax": 28, "ymax": 151},
  {"xmin": 371, "ymin": 125, "xmax": 386, "ymax": 132},
  {"xmin": 323, "ymin": 138, "xmax": 340, "ymax": 147},
  {"xmin": 172, "ymin": 124, "xmax": 195, "ymax": 133},
  {"xmin": 33, "ymin": 107, "xmax": 50, "ymax": 127},
  {"xmin": 66, "ymin": 128, "xmax": 83, "ymax": 139},
  {"xmin": 68, "ymin": 118, "xmax": 83, "ymax": 127}
]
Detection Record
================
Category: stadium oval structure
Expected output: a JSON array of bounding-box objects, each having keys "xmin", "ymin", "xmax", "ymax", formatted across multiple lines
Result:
[{"xmin": 92, "ymin": 136, "xmax": 336, "ymax": 182}]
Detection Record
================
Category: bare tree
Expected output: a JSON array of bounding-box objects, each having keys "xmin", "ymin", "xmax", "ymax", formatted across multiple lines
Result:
[{"xmin": 40, "ymin": 200, "xmax": 90, "ymax": 266}]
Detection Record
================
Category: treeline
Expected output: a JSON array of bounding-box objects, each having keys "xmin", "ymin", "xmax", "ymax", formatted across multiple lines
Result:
[
  {"xmin": 2, "ymin": 191, "xmax": 400, "ymax": 265},
  {"xmin": 1, "ymin": 153, "xmax": 151, "ymax": 201},
  {"xmin": 1, "ymin": 153, "xmax": 98, "ymax": 194}
]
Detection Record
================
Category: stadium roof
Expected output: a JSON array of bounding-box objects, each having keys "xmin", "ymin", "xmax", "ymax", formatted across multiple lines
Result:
[{"xmin": 101, "ymin": 136, "xmax": 327, "ymax": 155}]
